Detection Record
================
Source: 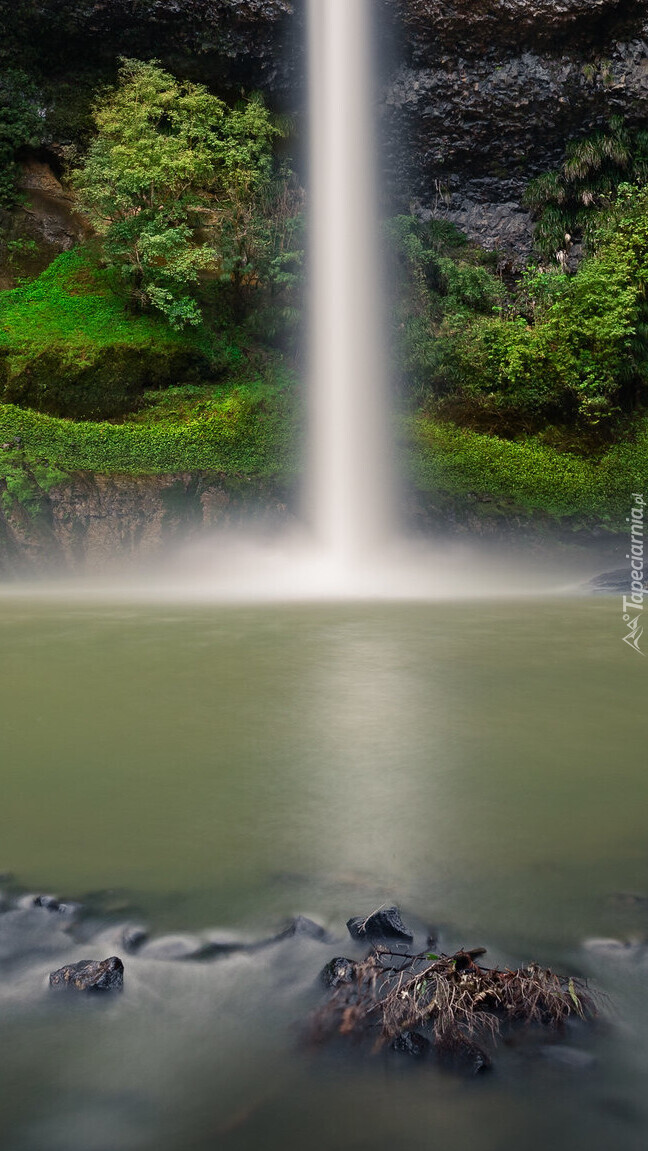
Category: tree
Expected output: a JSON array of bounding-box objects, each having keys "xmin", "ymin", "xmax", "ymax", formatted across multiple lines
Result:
[
  {"xmin": 72, "ymin": 58, "xmax": 280, "ymax": 327},
  {"xmin": 0, "ymin": 69, "xmax": 41, "ymax": 208}
]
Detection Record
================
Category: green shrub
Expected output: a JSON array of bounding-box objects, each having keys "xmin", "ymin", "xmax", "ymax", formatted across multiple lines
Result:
[
  {"xmin": 523, "ymin": 117, "xmax": 648, "ymax": 259},
  {"xmin": 0, "ymin": 69, "xmax": 40, "ymax": 207},
  {"xmin": 72, "ymin": 59, "xmax": 281, "ymax": 328}
]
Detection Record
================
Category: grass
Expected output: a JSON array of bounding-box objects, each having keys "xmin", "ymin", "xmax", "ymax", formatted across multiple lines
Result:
[
  {"xmin": 0, "ymin": 248, "xmax": 205, "ymax": 355},
  {"xmin": 0, "ymin": 374, "xmax": 298, "ymax": 481}
]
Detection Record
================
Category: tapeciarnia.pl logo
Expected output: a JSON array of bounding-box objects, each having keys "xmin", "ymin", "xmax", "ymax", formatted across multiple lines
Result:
[{"xmin": 622, "ymin": 493, "xmax": 645, "ymax": 655}]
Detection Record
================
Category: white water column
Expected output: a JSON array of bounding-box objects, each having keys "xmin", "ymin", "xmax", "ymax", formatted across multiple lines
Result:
[{"xmin": 307, "ymin": 0, "xmax": 392, "ymax": 566}]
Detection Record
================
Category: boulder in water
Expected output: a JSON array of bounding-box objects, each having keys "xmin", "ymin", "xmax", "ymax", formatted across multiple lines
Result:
[
  {"xmin": 275, "ymin": 915, "xmax": 331, "ymax": 943},
  {"xmin": 321, "ymin": 957, "xmax": 358, "ymax": 989},
  {"xmin": 347, "ymin": 907, "xmax": 413, "ymax": 944},
  {"xmin": 49, "ymin": 956, "xmax": 124, "ymax": 992},
  {"xmin": 391, "ymin": 1031, "xmax": 432, "ymax": 1059}
]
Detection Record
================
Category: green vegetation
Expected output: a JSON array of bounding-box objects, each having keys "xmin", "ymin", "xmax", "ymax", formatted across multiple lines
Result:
[
  {"xmin": 391, "ymin": 145, "xmax": 648, "ymax": 434},
  {"xmin": 0, "ymin": 249, "xmax": 226, "ymax": 417},
  {"xmin": 0, "ymin": 366, "xmax": 297, "ymax": 481},
  {"xmin": 72, "ymin": 59, "xmax": 281, "ymax": 328},
  {"xmin": 0, "ymin": 68, "xmax": 40, "ymax": 206},
  {"xmin": 523, "ymin": 117, "xmax": 648, "ymax": 258},
  {"xmin": 410, "ymin": 414, "xmax": 648, "ymax": 528},
  {"xmin": 1, "ymin": 57, "xmax": 647, "ymax": 533}
]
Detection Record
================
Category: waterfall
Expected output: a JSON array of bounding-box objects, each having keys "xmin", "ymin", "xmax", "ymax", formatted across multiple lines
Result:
[{"xmin": 307, "ymin": 0, "xmax": 391, "ymax": 566}]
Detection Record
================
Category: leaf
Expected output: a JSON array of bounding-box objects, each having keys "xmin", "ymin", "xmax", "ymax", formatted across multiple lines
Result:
[{"xmin": 568, "ymin": 978, "xmax": 582, "ymax": 1013}]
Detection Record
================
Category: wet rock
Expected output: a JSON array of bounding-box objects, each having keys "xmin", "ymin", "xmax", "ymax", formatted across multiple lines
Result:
[
  {"xmin": 321, "ymin": 957, "xmax": 358, "ymax": 989},
  {"xmin": 17, "ymin": 894, "xmax": 80, "ymax": 918},
  {"xmin": 275, "ymin": 915, "xmax": 331, "ymax": 943},
  {"xmin": 588, "ymin": 570, "xmax": 648, "ymax": 595},
  {"xmin": 49, "ymin": 956, "xmax": 124, "ymax": 992},
  {"xmin": 122, "ymin": 925, "xmax": 149, "ymax": 953},
  {"xmin": 438, "ymin": 1039, "xmax": 492, "ymax": 1076},
  {"xmin": 583, "ymin": 937, "xmax": 646, "ymax": 960},
  {"xmin": 347, "ymin": 908, "xmax": 414, "ymax": 944},
  {"xmin": 416, "ymin": 197, "xmax": 534, "ymax": 264},
  {"xmin": 0, "ymin": 472, "xmax": 292, "ymax": 578},
  {"xmin": 392, "ymin": 1031, "xmax": 432, "ymax": 1059},
  {"xmin": 609, "ymin": 892, "xmax": 648, "ymax": 910}
]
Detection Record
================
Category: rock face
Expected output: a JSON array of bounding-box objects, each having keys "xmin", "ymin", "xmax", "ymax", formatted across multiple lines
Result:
[
  {"xmin": 347, "ymin": 907, "xmax": 414, "ymax": 944},
  {"xmin": 398, "ymin": 0, "xmax": 643, "ymax": 53},
  {"xmin": 49, "ymin": 956, "xmax": 124, "ymax": 992},
  {"xmin": 0, "ymin": 471, "xmax": 293, "ymax": 575},
  {"xmin": 383, "ymin": 0, "xmax": 648, "ymax": 255},
  {"xmin": 1, "ymin": 0, "xmax": 299, "ymax": 99}
]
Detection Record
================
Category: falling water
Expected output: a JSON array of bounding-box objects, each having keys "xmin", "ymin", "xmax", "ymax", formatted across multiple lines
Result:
[
  {"xmin": 307, "ymin": 0, "xmax": 391, "ymax": 565},
  {"xmin": 0, "ymin": 1, "xmax": 607, "ymax": 602}
]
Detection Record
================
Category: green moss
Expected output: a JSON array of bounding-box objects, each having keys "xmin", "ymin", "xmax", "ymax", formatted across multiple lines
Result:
[
  {"xmin": 410, "ymin": 414, "xmax": 648, "ymax": 529},
  {"xmin": 0, "ymin": 368, "xmax": 298, "ymax": 480},
  {"xmin": 0, "ymin": 248, "xmax": 241, "ymax": 417}
]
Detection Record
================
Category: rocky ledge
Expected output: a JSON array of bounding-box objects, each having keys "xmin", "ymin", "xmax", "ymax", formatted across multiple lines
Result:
[{"xmin": 0, "ymin": 472, "xmax": 292, "ymax": 576}]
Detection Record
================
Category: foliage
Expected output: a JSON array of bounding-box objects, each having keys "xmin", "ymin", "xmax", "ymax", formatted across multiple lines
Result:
[
  {"xmin": 524, "ymin": 118, "xmax": 648, "ymax": 259},
  {"xmin": 72, "ymin": 59, "xmax": 281, "ymax": 327},
  {"xmin": 0, "ymin": 367, "xmax": 297, "ymax": 481},
  {"xmin": 410, "ymin": 411, "xmax": 648, "ymax": 527},
  {"xmin": 393, "ymin": 179, "xmax": 648, "ymax": 430},
  {"xmin": 0, "ymin": 69, "xmax": 41, "ymax": 207},
  {"xmin": 0, "ymin": 249, "xmax": 236, "ymax": 417},
  {"xmin": 387, "ymin": 215, "xmax": 504, "ymax": 401}
]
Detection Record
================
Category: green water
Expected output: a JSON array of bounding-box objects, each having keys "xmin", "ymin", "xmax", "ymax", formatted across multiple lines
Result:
[{"xmin": 0, "ymin": 598, "xmax": 646, "ymax": 1150}]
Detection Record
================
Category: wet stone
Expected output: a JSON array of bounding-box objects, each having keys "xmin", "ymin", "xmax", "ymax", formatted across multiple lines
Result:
[
  {"xmin": 347, "ymin": 907, "xmax": 414, "ymax": 944},
  {"xmin": 277, "ymin": 915, "xmax": 331, "ymax": 942},
  {"xmin": 438, "ymin": 1039, "xmax": 492, "ymax": 1076},
  {"xmin": 321, "ymin": 957, "xmax": 357, "ymax": 989},
  {"xmin": 121, "ymin": 925, "xmax": 148, "ymax": 953},
  {"xmin": 392, "ymin": 1031, "xmax": 432, "ymax": 1059},
  {"xmin": 49, "ymin": 956, "xmax": 124, "ymax": 993}
]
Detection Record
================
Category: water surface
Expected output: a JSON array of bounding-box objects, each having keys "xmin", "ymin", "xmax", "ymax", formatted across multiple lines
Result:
[{"xmin": 0, "ymin": 598, "xmax": 646, "ymax": 1150}]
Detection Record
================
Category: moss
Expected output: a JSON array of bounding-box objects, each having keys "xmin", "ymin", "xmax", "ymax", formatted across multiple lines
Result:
[
  {"xmin": 0, "ymin": 248, "xmax": 239, "ymax": 418},
  {"xmin": 410, "ymin": 414, "xmax": 648, "ymax": 529},
  {"xmin": 1, "ymin": 343, "xmax": 212, "ymax": 419},
  {"xmin": 0, "ymin": 368, "xmax": 299, "ymax": 480}
]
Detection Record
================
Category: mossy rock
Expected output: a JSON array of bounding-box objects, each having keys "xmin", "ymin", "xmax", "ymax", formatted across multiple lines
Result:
[{"xmin": 1, "ymin": 342, "xmax": 211, "ymax": 419}]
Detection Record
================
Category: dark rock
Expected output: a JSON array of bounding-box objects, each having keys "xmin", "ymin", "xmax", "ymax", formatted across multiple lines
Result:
[
  {"xmin": 438, "ymin": 1038, "xmax": 492, "ymax": 1076},
  {"xmin": 347, "ymin": 908, "xmax": 414, "ymax": 944},
  {"xmin": 589, "ymin": 569, "xmax": 648, "ymax": 595},
  {"xmin": 17, "ymin": 893, "xmax": 79, "ymax": 917},
  {"xmin": 276, "ymin": 915, "xmax": 331, "ymax": 942},
  {"xmin": 321, "ymin": 957, "xmax": 358, "ymax": 989},
  {"xmin": 33, "ymin": 895, "xmax": 62, "ymax": 911},
  {"xmin": 610, "ymin": 892, "xmax": 648, "ymax": 910},
  {"xmin": 121, "ymin": 925, "xmax": 149, "ymax": 953},
  {"xmin": 392, "ymin": 1031, "xmax": 432, "ymax": 1059},
  {"xmin": 49, "ymin": 956, "xmax": 124, "ymax": 993}
]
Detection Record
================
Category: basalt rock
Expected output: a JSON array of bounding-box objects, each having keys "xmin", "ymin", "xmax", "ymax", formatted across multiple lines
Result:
[
  {"xmin": 392, "ymin": 1030, "xmax": 432, "ymax": 1059},
  {"xmin": 347, "ymin": 907, "xmax": 414, "ymax": 944},
  {"xmin": 396, "ymin": 0, "xmax": 646, "ymax": 56},
  {"xmin": 321, "ymin": 957, "xmax": 358, "ymax": 989},
  {"xmin": 0, "ymin": 471, "xmax": 293, "ymax": 576},
  {"xmin": 49, "ymin": 956, "xmax": 124, "ymax": 992}
]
